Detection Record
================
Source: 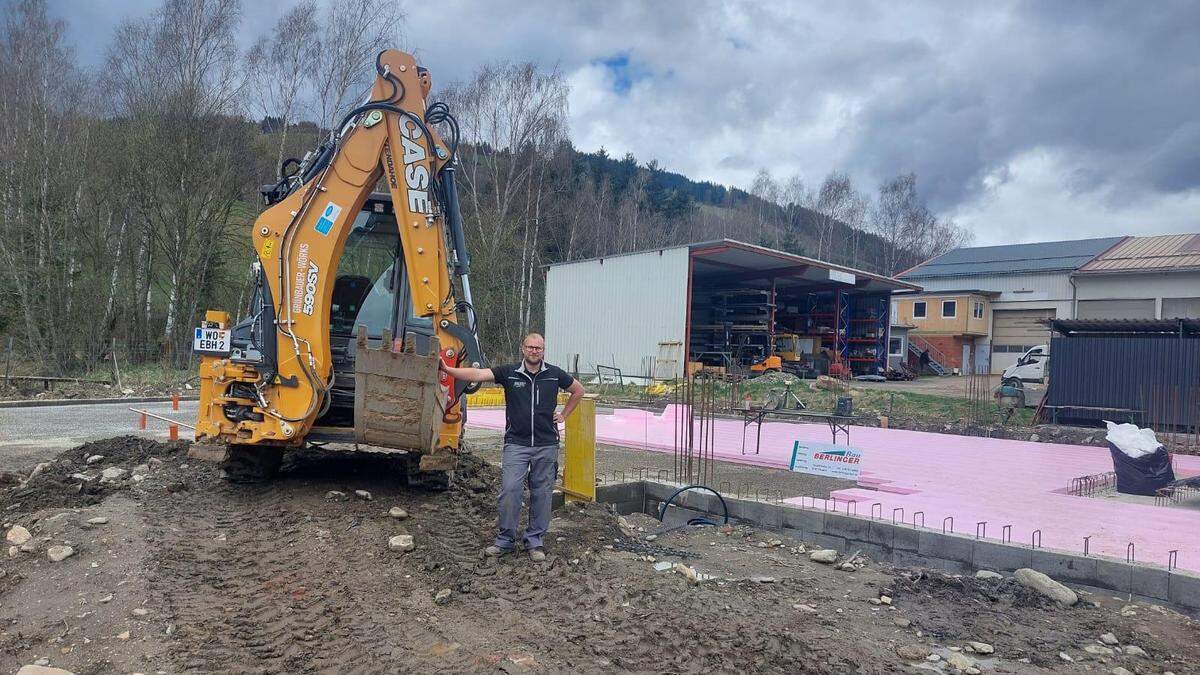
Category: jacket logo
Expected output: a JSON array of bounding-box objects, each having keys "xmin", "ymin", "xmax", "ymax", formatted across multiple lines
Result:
[{"xmin": 511, "ymin": 381, "xmax": 526, "ymax": 388}]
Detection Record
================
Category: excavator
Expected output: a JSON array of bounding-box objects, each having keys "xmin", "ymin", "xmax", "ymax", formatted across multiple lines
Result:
[{"xmin": 191, "ymin": 49, "xmax": 484, "ymax": 486}]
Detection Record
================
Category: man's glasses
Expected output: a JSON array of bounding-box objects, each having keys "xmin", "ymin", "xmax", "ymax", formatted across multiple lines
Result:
[{"xmin": 523, "ymin": 346, "xmax": 544, "ymax": 352}]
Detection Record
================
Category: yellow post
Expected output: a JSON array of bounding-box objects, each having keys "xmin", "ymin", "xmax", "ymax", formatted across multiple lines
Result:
[{"xmin": 560, "ymin": 395, "xmax": 597, "ymax": 502}]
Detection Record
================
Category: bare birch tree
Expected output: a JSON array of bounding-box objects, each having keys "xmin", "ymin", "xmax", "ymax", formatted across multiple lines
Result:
[
  {"xmin": 247, "ymin": 1, "xmax": 319, "ymax": 177},
  {"xmin": 311, "ymin": 0, "xmax": 404, "ymax": 130}
]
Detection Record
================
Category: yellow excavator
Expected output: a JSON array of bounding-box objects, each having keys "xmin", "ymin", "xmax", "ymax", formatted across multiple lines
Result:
[{"xmin": 191, "ymin": 49, "xmax": 483, "ymax": 486}]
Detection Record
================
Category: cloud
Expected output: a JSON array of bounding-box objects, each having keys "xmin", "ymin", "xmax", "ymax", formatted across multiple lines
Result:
[{"xmin": 47, "ymin": 0, "xmax": 1200, "ymax": 242}]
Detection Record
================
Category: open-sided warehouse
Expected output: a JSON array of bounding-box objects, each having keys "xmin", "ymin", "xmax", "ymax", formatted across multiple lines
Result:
[
  {"xmin": 1043, "ymin": 318, "xmax": 1200, "ymax": 428},
  {"xmin": 544, "ymin": 239, "xmax": 918, "ymax": 379}
]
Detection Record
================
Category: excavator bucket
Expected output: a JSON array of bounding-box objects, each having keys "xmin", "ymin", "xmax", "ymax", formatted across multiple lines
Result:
[{"xmin": 353, "ymin": 327, "xmax": 443, "ymax": 453}]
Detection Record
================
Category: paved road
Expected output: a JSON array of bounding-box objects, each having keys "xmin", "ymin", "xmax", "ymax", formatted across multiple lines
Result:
[{"xmin": 0, "ymin": 400, "xmax": 199, "ymax": 471}]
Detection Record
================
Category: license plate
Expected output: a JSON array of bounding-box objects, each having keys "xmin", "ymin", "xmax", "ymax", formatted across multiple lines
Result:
[{"xmin": 193, "ymin": 327, "xmax": 231, "ymax": 354}]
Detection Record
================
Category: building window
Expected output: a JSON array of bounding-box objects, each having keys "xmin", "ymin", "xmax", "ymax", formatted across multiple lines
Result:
[
  {"xmin": 973, "ymin": 301, "xmax": 984, "ymax": 319},
  {"xmin": 913, "ymin": 301, "xmax": 926, "ymax": 318},
  {"xmin": 942, "ymin": 300, "xmax": 957, "ymax": 318},
  {"xmin": 889, "ymin": 337, "xmax": 903, "ymax": 356}
]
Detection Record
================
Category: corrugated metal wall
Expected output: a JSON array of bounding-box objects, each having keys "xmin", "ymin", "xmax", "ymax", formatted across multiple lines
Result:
[
  {"xmin": 915, "ymin": 272, "xmax": 1075, "ymax": 301},
  {"xmin": 544, "ymin": 247, "xmax": 690, "ymax": 378},
  {"xmin": 1046, "ymin": 336, "xmax": 1200, "ymax": 427}
]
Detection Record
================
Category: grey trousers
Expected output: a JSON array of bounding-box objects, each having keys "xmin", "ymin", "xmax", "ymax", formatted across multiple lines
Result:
[{"xmin": 495, "ymin": 443, "xmax": 559, "ymax": 550}]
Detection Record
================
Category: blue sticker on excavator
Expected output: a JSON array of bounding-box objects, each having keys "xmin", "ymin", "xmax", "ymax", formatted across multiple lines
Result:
[{"xmin": 315, "ymin": 202, "xmax": 342, "ymax": 235}]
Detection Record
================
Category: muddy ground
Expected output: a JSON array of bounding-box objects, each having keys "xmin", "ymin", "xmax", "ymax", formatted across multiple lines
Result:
[{"xmin": 0, "ymin": 437, "xmax": 1197, "ymax": 674}]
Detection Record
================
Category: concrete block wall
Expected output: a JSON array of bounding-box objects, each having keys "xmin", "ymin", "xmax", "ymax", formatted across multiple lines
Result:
[{"xmin": 613, "ymin": 481, "xmax": 1200, "ymax": 613}]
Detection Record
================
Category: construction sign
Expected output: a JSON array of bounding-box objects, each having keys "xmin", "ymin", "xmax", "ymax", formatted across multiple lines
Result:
[{"xmin": 788, "ymin": 441, "xmax": 864, "ymax": 480}]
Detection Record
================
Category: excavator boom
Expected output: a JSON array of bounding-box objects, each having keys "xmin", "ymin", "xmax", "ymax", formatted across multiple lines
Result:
[{"xmin": 193, "ymin": 50, "xmax": 482, "ymax": 479}]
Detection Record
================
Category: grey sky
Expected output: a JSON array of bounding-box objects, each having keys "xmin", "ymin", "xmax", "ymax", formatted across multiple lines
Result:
[{"xmin": 49, "ymin": 0, "xmax": 1200, "ymax": 246}]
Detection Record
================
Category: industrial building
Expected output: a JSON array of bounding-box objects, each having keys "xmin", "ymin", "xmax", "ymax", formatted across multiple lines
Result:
[{"xmin": 544, "ymin": 239, "xmax": 918, "ymax": 380}]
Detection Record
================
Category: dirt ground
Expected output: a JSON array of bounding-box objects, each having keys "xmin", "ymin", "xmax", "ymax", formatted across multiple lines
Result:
[{"xmin": 1, "ymin": 437, "xmax": 1198, "ymax": 674}]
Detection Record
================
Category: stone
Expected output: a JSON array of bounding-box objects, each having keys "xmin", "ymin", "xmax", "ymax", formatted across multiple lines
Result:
[
  {"xmin": 116, "ymin": 631, "xmax": 130, "ymax": 640},
  {"xmin": 8, "ymin": 546, "xmax": 17, "ymax": 557},
  {"xmin": 946, "ymin": 652, "xmax": 975, "ymax": 671},
  {"xmin": 1083, "ymin": 645, "xmax": 1114, "ymax": 656},
  {"xmin": 975, "ymin": 570, "xmax": 1003, "ymax": 580},
  {"xmin": 965, "ymin": 668, "xmax": 981, "ymax": 675},
  {"xmin": 793, "ymin": 604, "xmax": 817, "ymax": 613},
  {"xmin": 20, "ymin": 542, "xmax": 36, "ymax": 552},
  {"xmin": 644, "ymin": 534, "xmax": 657, "ymax": 542},
  {"xmin": 86, "ymin": 517, "xmax": 109, "ymax": 525},
  {"xmin": 1059, "ymin": 652, "xmax": 1073, "ymax": 662},
  {"xmin": 926, "ymin": 654, "xmax": 941, "ymax": 662},
  {"xmin": 47, "ymin": 545, "xmax": 75, "ymax": 562},
  {"xmin": 5, "ymin": 525, "xmax": 31, "ymax": 545},
  {"xmin": 131, "ymin": 608, "xmax": 150, "ymax": 617},
  {"xmin": 1110, "ymin": 669, "xmax": 1133, "ymax": 675},
  {"xmin": 1123, "ymin": 645, "xmax": 1146, "ymax": 657},
  {"xmin": 28, "ymin": 462, "xmax": 51, "ymax": 480},
  {"xmin": 388, "ymin": 507, "xmax": 408, "ymax": 520},
  {"xmin": 1029, "ymin": 434, "xmax": 1040, "ymax": 442},
  {"xmin": 131, "ymin": 464, "xmax": 150, "ymax": 476},
  {"xmin": 388, "ymin": 535, "xmax": 415, "ymax": 552},
  {"xmin": 1014, "ymin": 568, "xmax": 1078, "ymax": 606},
  {"xmin": 809, "ymin": 549, "xmax": 838, "ymax": 564},
  {"xmin": 325, "ymin": 491, "xmax": 348, "ymax": 501},
  {"xmin": 652, "ymin": 561, "xmax": 672, "ymax": 572},
  {"xmin": 16, "ymin": 667, "xmax": 76, "ymax": 675},
  {"xmin": 750, "ymin": 576, "xmax": 776, "ymax": 583},
  {"xmin": 354, "ymin": 490, "xmax": 372, "ymax": 501},
  {"xmin": 434, "ymin": 588, "xmax": 452, "ymax": 605},
  {"xmin": 100, "ymin": 467, "xmax": 128, "ymax": 482},
  {"xmin": 673, "ymin": 563, "xmax": 699, "ymax": 584},
  {"xmin": 839, "ymin": 563, "xmax": 857, "ymax": 572},
  {"xmin": 892, "ymin": 617, "xmax": 912, "ymax": 628},
  {"xmin": 869, "ymin": 598, "xmax": 882, "ymax": 605},
  {"xmin": 967, "ymin": 641, "xmax": 993, "ymax": 655},
  {"xmin": 895, "ymin": 644, "xmax": 931, "ymax": 660},
  {"xmin": 85, "ymin": 455, "xmax": 105, "ymax": 464},
  {"xmin": 879, "ymin": 595, "xmax": 892, "ymax": 605},
  {"xmin": 1099, "ymin": 632, "xmax": 1119, "ymax": 645}
]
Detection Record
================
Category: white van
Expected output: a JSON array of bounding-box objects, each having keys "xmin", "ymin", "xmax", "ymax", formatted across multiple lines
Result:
[{"xmin": 1002, "ymin": 345, "xmax": 1049, "ymax": 385}]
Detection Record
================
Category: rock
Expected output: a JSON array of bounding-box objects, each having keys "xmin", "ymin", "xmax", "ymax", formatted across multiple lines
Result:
[
  {"xmin": 809, "ymin": 549, "xmax": 838, "ymax": 564},
  {"xmin": 673, "ymin": 562, "xmax": 699, "ymax": 584},
  {"xmin": 839, "ymin": 562, "xmax": 857, "ymax": 572},
  {"xmin": 34, "ymin": 660, "xmax": 49, "ymax": 667},
  {"xmin": 1123, "ymin": 645, "xmax": 1146, "ymax": 657},
  {"xmin": 1014, "ymin": 568, "xmax": 1078, "ymax": 605},
  {"xmin": 149, "ymin": 457, "xmax": 164, "ymax": 467},
  {"xmin": 975, "ymin": 570, "xmax": 1003, "ymax": 580},
  {"xmin": 131, "ymin": 464, "xmax": 150, "ymax": 476},
  {"xmin": 750, "ymin": 576, "xmax": 776, "ymax": 583},
  {"xmin": 7, "ymin": 546, "xmax": 17, "ymax": 557},
  {"xmin": 16, "ymin": 666, "xmax": 76, "ymax": 675},
  {"xmin": 895, "ymin": 644, "xmax": 931, "ymax": 660},
  {"xmin": 86, "ymin": 517, "xmax": 109, "ymax": 525},
  {"xmin": 967, "ymin": 641, "xmax": 993, "ymax": 654},
  {"xmin": 926, "ymin": 654, "xmax": 941, "ymax": 662},
  {"xmin": 116, "ymin": 631, "xmax": 130, "ymax": 640},
  {"xmin": 20, "ymin": 542, "xmax": 36, "ymax": 552},
  {"xmin": 325, "ymin": 491, "xmax": 348, "ymax": 501},
  {"xmin": 1029, "ymin": 434, "xmax": 1040, "ymax": 442},
  {"xmin": 1059, "ymin": 652, "xmax": 1073, "ymax": 662},
  {"xmin": 130, "ymin": 608, "xmax": 150, "ymax": 617},
  {"xmin": 879, "ymin": 595, "xmax": 892, "ymax": 605},
  {"xmin": 5, "ymin": 525, "xmax": 31, "ymax": 545},
  {"xmin": 28, "ymin": 462, "xmax": 51, "ymax": 480},
  {"xmin": 1110, "ymin": 668, "xmax": 1134, "ymax": 675},
  {"xmin": 869, "ymin": 598, "xmax": 882, "ymax": 605},
  {"xmin": 1099, "ymin": 632, "xmax": 1118, "ymax": 645},
  {"xmin": 1083, "ymin": 645, "xmax": 1114, "ymax": 656},
  {"xmin": 965, "ymin": 668, "xmax": 981, "ymax": 675},
  {"xmin": 85, "ymin": 455, "xmax": 105, "ymax": 465},
  {"xmin": 388, "ymin": 507, "xmax": 408, "ymax": 519},
  {"xmin": 388, "ymin": 535, "xmax": 414, "ymax": 552},
  {"xmin": 652, "ymin": 561, "xmax": 672, "ymax": 572},
  {"xmin": 47, "ymin": 545, "xmax": 75, "ymax": 562},
  {"xmin": 434, "ymin": 588, "xmax": 452, "ymax": 605},
  {"xmin": 793, "ymin": 603, "xmax": 817, "ymax": 613},
  {"xmin": 892, "ymin": 617, "xmax": 912, "ymax": 628},
  {"xmin": 644, "ymin": 534, "xmax": 657, "ymax": 542},
  {"xmin": 946, "ymin": 652, "xmax": 975, "ymax": 670},
  {"xmin": 354, "ymin": 490, "xmax": 372, "ymax": 501},
  {"xmin": 100, "ymin": 467, "xmax": 128, "ymax": 482}
]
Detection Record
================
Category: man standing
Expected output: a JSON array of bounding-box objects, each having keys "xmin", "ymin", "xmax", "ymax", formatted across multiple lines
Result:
[{"xmin": 440, "ymin": 333, "xmax": 585, "ymax": 561}]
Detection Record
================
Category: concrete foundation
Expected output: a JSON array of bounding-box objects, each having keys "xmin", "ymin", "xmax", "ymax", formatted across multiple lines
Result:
[{"xmin": 599, "ymin": 480, "xmax": 1200, "ymax": 613}]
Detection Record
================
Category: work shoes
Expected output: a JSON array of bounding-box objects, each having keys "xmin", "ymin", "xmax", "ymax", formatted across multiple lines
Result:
[{"xmin": 528, "ymin": 547, "xmax": 546, "ymax": 562}]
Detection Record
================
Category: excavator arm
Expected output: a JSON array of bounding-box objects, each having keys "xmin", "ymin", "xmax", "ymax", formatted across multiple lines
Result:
[{"xmin": 194, "ymin": 50, "xmax": 482, "ymax": 470}]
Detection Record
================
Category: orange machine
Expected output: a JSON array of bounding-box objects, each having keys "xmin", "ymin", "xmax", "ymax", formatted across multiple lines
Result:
[{"xmin": 192, "ymin": 50, "xmax": 483, "ymax": 484}]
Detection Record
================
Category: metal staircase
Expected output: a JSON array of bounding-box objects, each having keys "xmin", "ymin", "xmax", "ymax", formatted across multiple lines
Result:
[{"xmin": 908, "ymin": 336, "xmax": 950, "ymax": 375}]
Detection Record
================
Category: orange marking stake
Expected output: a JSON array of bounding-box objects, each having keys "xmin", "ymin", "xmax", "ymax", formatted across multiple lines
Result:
[
  {"xmin": 172, "ymin": 393, "xmax": 180, "ymax": 410},
  {"xmin": 169, "ymin": 424, "xmax": 179, "ymax": 441},
  {"xmin": 139, "ymin": 412, "xmax": 147, "ymax": 430}
]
